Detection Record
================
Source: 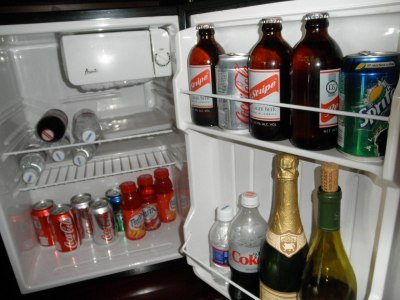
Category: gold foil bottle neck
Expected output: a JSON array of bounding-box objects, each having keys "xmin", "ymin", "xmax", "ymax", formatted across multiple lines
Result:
[
  {"xmin": 321, "ymin": 162, "xmax": 339, "ymax": 192},
  {"xmin": 275, "ymin": 152, "xmax": 299, "ymax": 180}
]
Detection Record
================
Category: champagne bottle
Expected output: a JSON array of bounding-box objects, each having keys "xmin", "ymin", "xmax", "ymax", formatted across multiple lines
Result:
[
  {"xmin": 259, "ymin": 153, "xmax": 308, "ymax": 299},
  {"xmin": 299, "ymin": 163, "xmax": 357, "ymax": 300}
]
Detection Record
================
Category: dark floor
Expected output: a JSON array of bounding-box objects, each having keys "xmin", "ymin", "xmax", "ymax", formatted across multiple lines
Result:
[{"xmin": 1, "ymin": 237, "xmax": 228, "ymax": 300}]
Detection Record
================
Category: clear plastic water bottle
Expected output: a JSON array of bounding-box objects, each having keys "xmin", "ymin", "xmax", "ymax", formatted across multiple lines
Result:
[
  {"xmin": 72, "ymin": 109, "xmax": 102, "ymax": 143},
  {"xmin": 48, "ymin": 135, "xmax": 71, "ymax": 162},
  {"xmin": 19, "ymin": 146, "xmax": 46, "ymax": 184},
  {"xmin": 209, "ymin": 204, "xmax": 233, "ymax": 285},
  {"xmin": 72, "ymin": 144, "xmax": 97, "ymax": 166},
  {"xmin": 228, "ymin": 191, "xmax": 267, "ymax": 300}
]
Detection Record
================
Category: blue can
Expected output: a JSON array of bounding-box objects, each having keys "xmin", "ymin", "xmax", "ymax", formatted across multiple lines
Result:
[
  {"xmin": 338, "ymin": 51, "xmax": 400, "ymax": 161},
  {"xmin": 105, "ymin": 187, "xmax": 124, "ymax": 232}
]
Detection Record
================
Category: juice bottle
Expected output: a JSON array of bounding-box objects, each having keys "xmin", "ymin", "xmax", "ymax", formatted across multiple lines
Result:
[
  {"xmin": 120, "ymin": 181, "xmax": 145, "ymax": 240},
  {"xmin": 138, "ymin": 174, "xmax": 161, "ymax": 231},
  {"xmin": 154, "ymin": 168, "xmax": 176, "ymax": 223}
]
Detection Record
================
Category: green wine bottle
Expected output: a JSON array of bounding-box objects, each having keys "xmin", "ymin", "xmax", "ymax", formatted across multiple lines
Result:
[
  {"xmin": 299, "ymin": 163, "xmax": 357, "ymax": 300},
  {"xmin": 259, "ymin": 153, "xmax": 308, "ymax": 299}
]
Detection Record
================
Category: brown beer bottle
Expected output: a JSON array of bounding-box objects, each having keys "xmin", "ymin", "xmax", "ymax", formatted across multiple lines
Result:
[
  {"xmin": 291, "ymin": 12, "xmax": 343, "ymax": 150},
  {"xmin": 249, "ymin": 17, "xmax": 292, "ymax": 141},
  {"xmin": 188, "ymin": 24, "xmax": 225, "ymax": 126}
]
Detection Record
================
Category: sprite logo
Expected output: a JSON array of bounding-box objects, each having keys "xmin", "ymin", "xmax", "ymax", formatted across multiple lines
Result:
[{"xmin": 359, "ymin": 80, "xmax": 393, "ymax": 128}]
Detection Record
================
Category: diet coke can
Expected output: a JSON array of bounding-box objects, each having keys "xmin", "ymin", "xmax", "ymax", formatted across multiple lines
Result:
[
  {"xmin": 70, "ymin": 193, "xmax": 93, "ymax": 239},
  {"xmin": 216, "ymin": 53, "xmax": 249, "ymax": 132},
  {"xmin": 50, "ymin": 204, "xmax": 80, "ymax": 252},
  {"xmin": 31, "ymin": 200, "xmax": 55, "ymax": 247},
  {"xmin": 89, "ymin": 198, "xmax": 117, "ymax": 245}
]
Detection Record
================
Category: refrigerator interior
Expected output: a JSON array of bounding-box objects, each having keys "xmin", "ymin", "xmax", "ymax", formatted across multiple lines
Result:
[
  {"xmin": 0, "ymin": 15, "xmax": 190, "ymax": 293},
  {"xmin": 173, "ymin": 0, "xmax": 400, "ymax": 299}
]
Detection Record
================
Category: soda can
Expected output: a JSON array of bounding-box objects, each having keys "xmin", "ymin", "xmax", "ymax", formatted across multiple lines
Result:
[
  {"xmin": 105, "ymin": 187, "xmax": 124, "ymax": 232},
  {"xmin": 89, "ymin": 198, "xmax": 117, "ymax": 245},
  {"xmin": 31, "ymin": 200, "xmax": 55, "ymax": 247},
  {"xmin": 338, "ymin": 51, "xmax": 400, "ymax": 161},
  {"xmin": 70, "ymin": 193, "xmax": 93, "ymax": 239},
  {"xmin": 216, "ymin": 53, "xmax": 250, "ymax": 132},
  {"xmin": 50, "ymin": 204, "xmax": 80, "ymax": 252}
]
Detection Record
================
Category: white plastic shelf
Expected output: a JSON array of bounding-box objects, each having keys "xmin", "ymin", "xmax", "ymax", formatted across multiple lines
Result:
[
  {"xmin": 19, "ymin": 148, "xmax": 176, "ymax": 191},
  {"xmin": 180, "ymin": 90, "xmax": 387, "ymax": 177}
]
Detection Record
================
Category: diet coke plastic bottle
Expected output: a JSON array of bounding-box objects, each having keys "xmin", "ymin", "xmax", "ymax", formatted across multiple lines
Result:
[{"xmin": 228, "ymin": 192, "xmax": 267, "ymax": 300}]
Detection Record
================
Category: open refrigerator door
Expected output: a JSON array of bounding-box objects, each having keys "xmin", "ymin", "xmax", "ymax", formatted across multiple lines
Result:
[
  {"xmin": 0, "ymin": 12, "xmax": 195, "ymax": 294},
  {"xmin": 173, "ymin": 0, "xmax": 400, "ymax": 299}
]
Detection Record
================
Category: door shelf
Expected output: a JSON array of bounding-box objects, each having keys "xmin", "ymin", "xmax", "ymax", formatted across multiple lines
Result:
[{"xmin": 18, "ymin": 147, "xmax": 176, "ymax": 192}]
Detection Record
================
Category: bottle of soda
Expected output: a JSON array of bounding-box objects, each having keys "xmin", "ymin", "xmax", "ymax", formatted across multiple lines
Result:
[
  {"xmin": 120, "ymin": 181, "xmax": 145, "ymax": 240},
  {"xmin": 228, "ymin": 192, "xmax": 267, "ymax": 300},
  {"xmin": 291, "ymin": 12, "xmax": 343, "ymax": 150},
  {"xmin": 72, "ymin": 144, "xmax": 97, "ymax": 166},
  {"xmin": 188, "ymin": 23, "xmax": 225, "ymax": 126},
  {"xmin": 209, "ymin": 204, "xmax": 233, "ymax": 286},
  {"xmin": 36, "ymin": 109, "xmax": 68, "ymax": 142},
  {"xmin": 248, "ymin": 17, "xmax": 292, "ymax": 141},
  {"xmin": 138, "ymin": 174, "xmax": 161, "ymax": 231},
  {"xmin": 72, "ymin": 109, "xmax": 102, "ymax": 143},
  {"xmin": 154, "ymin": 167, "xmax": 176, "ymax": 223}
]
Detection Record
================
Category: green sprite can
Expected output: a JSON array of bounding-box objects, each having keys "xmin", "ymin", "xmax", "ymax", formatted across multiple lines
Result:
[
  {"xmin": 105, "ymin": 187, "xmax": 124, "ymax": 232},
  {"xmin": 337, "ymin": 51, "xmax": 400, "ymax": 161}
]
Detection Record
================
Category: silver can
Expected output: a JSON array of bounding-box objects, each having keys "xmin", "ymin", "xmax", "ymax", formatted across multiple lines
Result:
[
  {"xmin": 89, "ymin": 198, "xmax": 117, "ymax": 245},
  {"xmin": 216, "ymin": 53, "xmax": 250, "ymax": 132},
  {"xmin": 70, "ymin": 193, "xmax": 93, "ymax": 239}
]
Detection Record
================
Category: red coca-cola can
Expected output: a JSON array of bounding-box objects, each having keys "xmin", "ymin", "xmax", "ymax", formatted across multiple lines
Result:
[
  {"xmin": 50, "ymin": 204, "xmax": 80, "ymax": 252},
  {"xmin": 31, "ymin": 200, "xmax": 55, "ymax": 247}
]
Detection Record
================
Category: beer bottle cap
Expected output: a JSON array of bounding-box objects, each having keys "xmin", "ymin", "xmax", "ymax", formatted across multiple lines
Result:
[
  {"xmin": 240, "ymin": 191, "xmax": 259, "ymax": 208},
  {"xmin": 196, "ymin": 23, "xmax": 215, "ymax": 30},
  {"xmin": 305, "ymin": 12, "xmax": 329, "ymax": 20},
  {"xmin": 216, "ymin": 205, "xmax": 233, "ymax": 221},
  {"xmin": 261, "ymin": 17, "xmax": 282, "ymax": 24}
]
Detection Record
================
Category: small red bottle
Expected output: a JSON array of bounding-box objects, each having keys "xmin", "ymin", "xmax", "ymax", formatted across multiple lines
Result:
[
  {"xmin": 120, "ymin": 181, "xmax": 145, "ymax": 240},
  {"xmin": 154, "ymin": 168, "xmax": 176, "ymax": 223},
  {"xmin": 138, "ymin": 174, "xmax": 161, "ymax": 231}
]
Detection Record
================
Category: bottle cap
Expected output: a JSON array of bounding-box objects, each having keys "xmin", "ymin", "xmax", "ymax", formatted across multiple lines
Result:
[
  {"xmin": 216, "ymin": 205, "xmax": 233, "ymax": 221},
  {"xmin": 51, "ymin": 149, "xmax": 66, "ymax": 162},
  {"xmin": 240, "ymin": 191, "xmax": 259, "ymax": 208},
  {"xmin": 261, "ymin": 17, "xmax": 282, "ymax": 24},
  {"xmin": 73, "ymin": 151, "xmax": 87, "ymax": 166},
  {"xmin": 23, "ymin": 168, "xmax": 39, "ymax": 184},
  {"xmin": 305, "ymin": 12, "xmax": 329, "ymax": 20},
  {"xmin": 120, "ymin": 181, "xmax": 137, "ymax": 194},
  {"xmin": 196, "ymin": 23, "xmax": 215, "ymax": 30},
  {"xmin": 154, "ymin": 168, "xmax": 169, "ymax": 179},
  {"xmin": 82, "ymin": 130, "xmax": 96, "ymax": 142},
  {"xmin": 138, "ymin": 174, "xmax": 153, "ymax": 186},
  {"xmin": 40, "ymin": 129, "xmax": 55, "ymax": 142}
]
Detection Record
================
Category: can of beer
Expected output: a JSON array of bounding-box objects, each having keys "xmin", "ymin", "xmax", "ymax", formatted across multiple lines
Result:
[
  {"xmin": 31, "ymin": 200, "xmax": 55, "ymax": 247},
  {"xmin": 338, "ymin": 51, "xmax": 400, "ymax": 161},
  {"xmin": 106, "ymin": 187, "xmax": 124, "ymax": 232},
  {"xmin": 89, "ymin": 198, "xmax": 117, "ymax": 245},
  {"xmin": 70, "ymin": 193, "xmax": 93, "ymax": 239},
  {"xmin": 216, "ymin": 53, "xmax": 250, "ymax": 132},
  {"xmin": 50, "ymin": 204, "xmax": 80, "ymax": 252}
]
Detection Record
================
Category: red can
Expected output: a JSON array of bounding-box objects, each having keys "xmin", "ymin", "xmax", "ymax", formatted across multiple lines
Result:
[
  {"xmin": 50, "ymin": 204, "xmax": 80, "ymax": 252},
  {"xmin": 31, "ymin": 200, "xmax": 55, "ymax": 247}
]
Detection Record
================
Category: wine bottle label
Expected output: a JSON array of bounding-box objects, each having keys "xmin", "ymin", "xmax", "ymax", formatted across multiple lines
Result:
[
  {"xmin": 260, "ymin": 281, "xmax": 297, "ymax": 299},
  {"xmin": 228, "ymin": 245, "xmax": 260, "ymax": 273},
  {"xmin": 319, "ymin": 69, "xmax": 340, "ymax": 128},
  {"xmin": 189, "ymin": 65, "xmax": 213, "ymax": 108},
  {"xmin": 266, "ymin": 230, "xmax": 307, "ymax": 258},
  {"xmin": 249, "ymin": 69, "xmax": 280, "ymax": 121}
]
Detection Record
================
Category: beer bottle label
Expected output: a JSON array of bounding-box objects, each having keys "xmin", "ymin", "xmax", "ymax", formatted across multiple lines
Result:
[
  {"xmin": 319, "ymin": 69, "xmax": 340, "ymax": 128},
  {"xmin": 249, "ymin": 69, "xmax": 280, "ymax": 121},
  {"xmin": 189, "ymin": 65, "xmax": 213, "ymax": 108},
  {"xmin": 266, "ymin": 230, "xmax": 307, "ymax": 258},
  {"xmin": 260, "ymin": 282, "xmax": 297, "ymax": 299},
  {"xmin": 228, "ymin": 244, "xmax": 260, "ymax": 273}
]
